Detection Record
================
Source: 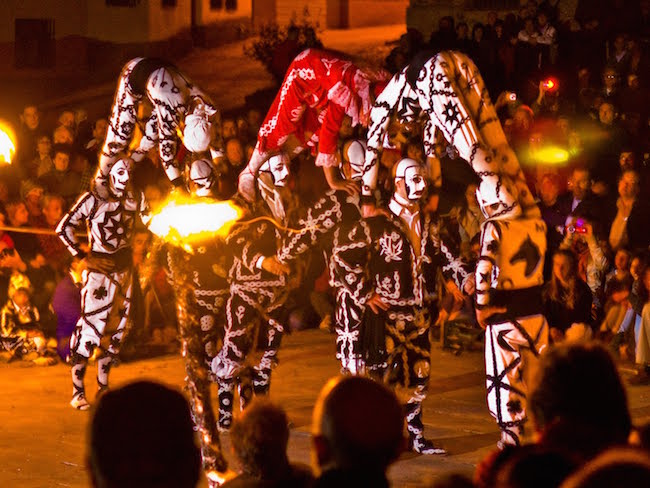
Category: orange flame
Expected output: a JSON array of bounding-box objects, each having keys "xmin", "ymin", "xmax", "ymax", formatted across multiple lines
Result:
[{"xmin": 148, "ymin": 194, "xmax": 243, "ymax": 251}]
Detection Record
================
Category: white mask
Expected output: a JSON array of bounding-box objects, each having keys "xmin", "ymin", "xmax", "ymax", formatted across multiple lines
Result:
[
  {"xmin": 259, "ymin": 154, "xmax": 289, "ymax": 187},
  {"xmin": 395, "ymin": 158, "xmax": 425, "ymax": 202},
  {"xmin": 109, "ymin": 158, "xmax": 132, "ymax": 197},
  {"xmin": 189, "ymin": 158, "xmax": 215, "ymax": 197}
]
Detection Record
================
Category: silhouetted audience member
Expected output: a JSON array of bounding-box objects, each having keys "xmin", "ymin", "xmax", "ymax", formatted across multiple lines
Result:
[
  {"xmin": 311, "ymin": 376, "xmax": 405, "ymax": 488},
  {"xmin": 528, "ymin": 342, "xmax": 632, "ymax": 462},
  {"xmin": 87, "ymin": 380, "xmax": 201, "ymax": 488},
  {"xmin": 495, "ymin": 444, "xmax": 578, "ymax": 488},
  {"xmin": 222, "ymin": 398, "xmax": 313, "ymax": 488},
  {"xmin": 560, "ymin": 447, "xmax": 650, "ymax": 488}
]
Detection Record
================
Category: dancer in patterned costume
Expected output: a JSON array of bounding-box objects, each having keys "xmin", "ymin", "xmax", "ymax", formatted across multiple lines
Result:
[
  {"xmin": 277, "ymin": 139, "xmax": 373, "ymax": 375},
  {"xmin": 99, "ymin": 57, "xmax": 223, "ymax": 197},
  {"xmin": 57, "ymin": 156, "xmax": 148, "ymax": 410},
  {"xmin": 474, "ymin": 191, "xmax": 548, "ymax": 448},
  {"xmin": 238, "ymin": 48, "xmax": 374, "ymax": 201},
  {"xmin": 172, "ymin": 158, "xmax": 231, "ymax": 477},
  {"xmin": 360, "ymin": 50, "xmax": 547, "ymax": 448},
  {"xmin": 211, "ymin": 155, "xmax": 291, "ymax": 430},
  {"xmin": 361, "ymin": 51, "xmax": 538, "ymax": 221},
  {"xmin": 359, "ymin": 158, "xmax": 471, "ymax": 454}
]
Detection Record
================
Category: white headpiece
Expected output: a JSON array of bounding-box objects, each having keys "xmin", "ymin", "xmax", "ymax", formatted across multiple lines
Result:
[{"xmin": 183, "ymin": 105, "xmax": 212, "ymax": 153}]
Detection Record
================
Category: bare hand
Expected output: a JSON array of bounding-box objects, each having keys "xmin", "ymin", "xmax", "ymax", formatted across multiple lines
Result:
[
  {"xmin": 445, "ymin": 280, "xmax": 465, "ymax": 303},
  {"xmin": 367, "ymin": 293, "xmax": 389, "ymax": 314},
  {"xmin": 361, "ymin": 203, "xmax": 389, "ymax": 218},
  {"xmin": 463, "ymin": 275, "xmax": 476, "ymax": 296},
  {"xmin": 331, "ymin": 179, "xmax": 360, "ymax": 196},
  {"xmin": 475, "ymin": 306, "xmax": 508, "ymax": 329},
  {"xmin": 261, "ymin": 256, "xmax": 289, "ymax": 276}
]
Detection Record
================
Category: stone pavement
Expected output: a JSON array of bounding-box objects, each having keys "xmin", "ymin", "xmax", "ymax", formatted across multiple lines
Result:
[{"xmin": 2, "ymin": 328, "xmax": 650, "ymax": 487}]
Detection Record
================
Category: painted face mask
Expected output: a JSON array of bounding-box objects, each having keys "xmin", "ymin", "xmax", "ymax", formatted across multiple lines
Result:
[
  {"xmin": 190, "ymin": 158, "xmax": 215, "ymax": 197},
  {"xmin": 109, "ymin": 158, "xmax": 132, "ymax": 198},
  {"xmin": 259, "ymin": 154, "xmax": 289, "ymax": 187},
  {"xmin": 395, "ymin": 158, "xmax": 426, "ymax": 202}
]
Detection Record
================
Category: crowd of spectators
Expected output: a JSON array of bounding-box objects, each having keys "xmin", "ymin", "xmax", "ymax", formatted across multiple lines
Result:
[{"xmin": 90, "ymin": 348, "xmax": 650, "ymax": 487}]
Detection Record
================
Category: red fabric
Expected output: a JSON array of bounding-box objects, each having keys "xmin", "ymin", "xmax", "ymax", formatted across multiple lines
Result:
[{"xmin": 257, "ymin": 49, "xmax": 363, "ymax": 159}]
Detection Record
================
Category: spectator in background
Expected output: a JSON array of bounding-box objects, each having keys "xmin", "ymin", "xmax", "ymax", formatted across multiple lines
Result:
[
  {"xmin": 38, "ymin": 145, "xmax": 81, "ymax": 207},
  {"xmin": 15, "ymin": 105, "xmax": 43, "ymax": 174},
  {"xmin": 84, "ymin": 118, "xmax": 108, "ymax": 168},
  {"xmin": 5, "ymin": 200, "xmax": 43, "ymax": 263},
  {"xmin": 560, "ymin": 448, "xmax": 650, "ymax": 488},
  {"xmin": 270, "ymin": 24, "xmax": 301, "ymax": 83},
  {"xmin": 31, "ymin": 134, "xmax": 53, "ymax": 179},
  {"xmin": 543, "ymin": 248, "xmax": 593, "ymax": 342},
  {"xmin": 20, "ymin": 181, "xmax": 45, "ymax": 227},
  {"xmin": 37, "ymin": 194, "xmax": 68, "ymax": 275},
  {"xmin": 222, "ymin": 399, "xmax": 313, "ymax": 488},
  {"xmin": 311, "ymin": 376, "xmax": 405, "ymax": 488},
  {"xmin": 87, "ymin": 381, "xmax": 201, "ymax": 488},
  {"xmin": 455, "ymin": 22, "xmax": 471, "ymax": 53},
  {"xmin": 609, "ymin": 170, "xmax": 650, "ymax": 252},
  {"xmin": 599, "ymin": 67, "xmax": 622, "ymax": 107},
  {"xmin": 52, "ymin": 125, "xmax": 74, "ymax": 146},
  {"xmin": 607, "ymin": 33, "xmax": 632, "ymax": 76},
  {"xmin": 222, "ymin": 118, "xmax": 238, "ymax": 141}
]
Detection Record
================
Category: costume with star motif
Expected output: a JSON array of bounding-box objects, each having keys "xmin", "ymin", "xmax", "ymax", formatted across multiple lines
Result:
[
  {"xmin": 99, "ymin": 57, "xmax": 223, "ymax": 198},
  {"xmin": 57, "ymin": 158, "xmax": 148, "ymax": 410},
  {"xmin": 238, "ymin": 48, "xmax": 374, "ymax": 201},
  {"xmin": 476, "ymin": 212, "xmax": 549, "ymax": 448},
  {"xmin": 361, "ymin": 51, "xmax": 539, "ymax": 220}
]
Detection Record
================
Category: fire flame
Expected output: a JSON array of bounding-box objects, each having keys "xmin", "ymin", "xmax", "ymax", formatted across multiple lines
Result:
[
  {"xmin": 0, "ymin": 123, "xmax": 16, "ymax": 165},
  {"xmin": 148, "ymin": 194, "xmax": 243, "ymax": 251}
]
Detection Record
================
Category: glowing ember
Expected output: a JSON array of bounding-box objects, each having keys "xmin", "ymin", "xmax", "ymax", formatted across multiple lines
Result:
[
  {"xmin": 148, "ymin": 194, "xmax": 243, "ymax": 250},
  {"xmin": 0, "ymin": 123, "xmax": 16, "ymax": 164}
]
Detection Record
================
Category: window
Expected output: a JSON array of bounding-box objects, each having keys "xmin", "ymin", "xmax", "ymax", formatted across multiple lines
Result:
[
  {"xmin": 14, "ymin": 18, "xmax": 55, "ymax": 69},
  {"xmin": 225, "ymin": 0, "xmax": 237, "ymax": 11},
  {"xmin": 106, "ymin": 0, "xmax": 139, "ymax": 6},
  {"xmin": 210, "ymin": 0, "xmax": 223, "ymax": 10},
  {"xmin": 465, "ymin": 0, "xmax": 519, "ymax": 9},
  {"xmin": 162, "ymin": 0, "xmax": 177, "ymax": 8}
]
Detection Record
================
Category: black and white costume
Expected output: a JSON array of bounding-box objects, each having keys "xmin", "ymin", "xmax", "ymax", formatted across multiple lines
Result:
[
  {"xmin": 359, "ymin": 159, "xmax": 471, "ymax": 454},
  {"xmin": 57, "ymin": 158, "xmax": 148, "ymax": 410},
  {"xmin": 99, "ymin": 57, "xmax": 223, "ymax": 197},
  {"xmin": 475, "ymin": 209, "xmax": 548, "ymax": 447},
  {"xmin": 362, "ymin": 51, "xmax": 539, "ymax": 220},
  {"xmin": 276, "ymin": 140, "xmax": 374, "ymax": 374},
  {"xmin": 211, "ymin": 155, "xmax": 291, "ymax": 430}
]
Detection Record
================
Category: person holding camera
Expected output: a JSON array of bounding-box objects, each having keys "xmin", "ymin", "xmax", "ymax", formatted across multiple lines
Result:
[{"xmin": 559, "ymin": 214, "xmax": 610, "ymax": 324}]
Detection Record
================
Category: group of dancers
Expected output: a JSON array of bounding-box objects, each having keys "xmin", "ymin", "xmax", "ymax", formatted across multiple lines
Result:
[{"xmin": 55, "ymin": 48, "xmax": 549, "ymax": 475}]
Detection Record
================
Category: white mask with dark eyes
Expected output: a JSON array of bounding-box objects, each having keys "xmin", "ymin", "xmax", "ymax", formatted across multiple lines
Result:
[
  {"xmin": 189, "ymin": 158, "xmax": 215, "ymax": 197},
  {"xmin": 109, "ymin": 158, "xmax": 132, "ymax": 198},
  {"xmin": 395, "ymin": 158, "xmax": 425, "ymax": 202},
  {"xmin": 259, "ymin": 154, "xmax": 289, "ymax": 187}
]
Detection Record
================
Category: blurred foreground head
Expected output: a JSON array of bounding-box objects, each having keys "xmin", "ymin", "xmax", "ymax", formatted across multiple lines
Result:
[
  {"xmin": 88, "ymin": 380, "xmax": 200, "ymax": 488},
  {"xmin": 311, "ymin": 375, "xmax": 405, "ymax": 476}
]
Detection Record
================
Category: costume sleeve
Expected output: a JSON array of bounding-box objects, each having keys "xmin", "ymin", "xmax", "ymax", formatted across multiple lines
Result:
[
  {"xmin": 475, "ymin": 220, "xmax": 500, "ymax": 309},
  {"xmin": 133, "ymin": 112, "xmax": 159, "ymax": 162},
  {"xmin": 362, "ymin": 71, "xmax": 414, "ymax": 198},
  {"xmin": 277, "ymin": 192, "xmax": 344, "ymax": 264},
  {"xmin": 153, "ymin": 105, "xmax": 182, "ymax": 183},
  {"xmin": 330, "ymin": 220, "xmax": 373, "ymax": 304},
  {"xmin": 315, "ymin": 102, "xmax": 345, "ymax": 167},
  {"xmin": 56, "ymin": 192, "xmax": 94, "ymax": 258},
  {"xmin": 429, "ymin": 219, "xmax": 472, "ymax": 289}
]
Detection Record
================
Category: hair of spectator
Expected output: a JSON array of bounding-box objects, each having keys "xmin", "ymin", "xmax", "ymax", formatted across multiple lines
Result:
[
  {"xmin": 87, "ymin": 380, "xmax": 200, "ymax": 488},
  {"xmin": 230, "ymin": 398, "xmax": 291, "ymax": 479},
  {"xmin": 312, "ymin": 375, "xmax": 405, "ymax": 471},
  {"xmin": 528, "ymin": 343, "xmax": 631, "ymax": 453}
]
